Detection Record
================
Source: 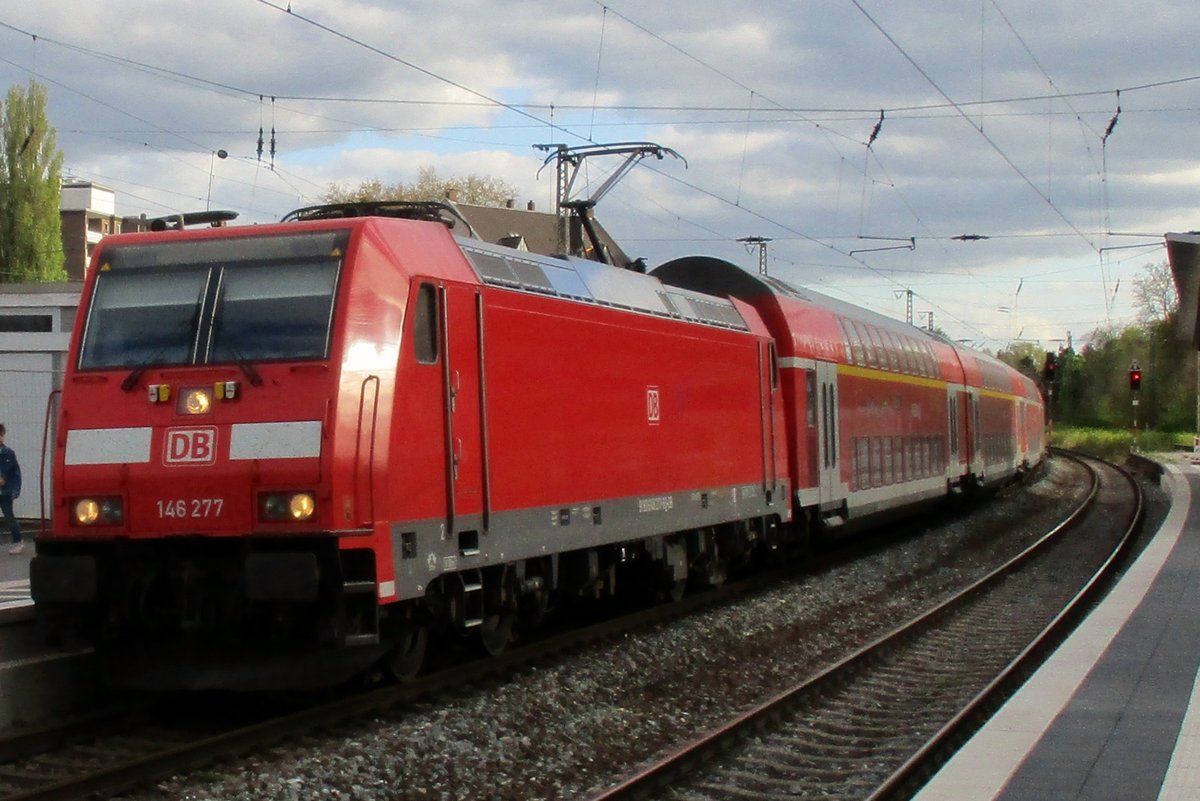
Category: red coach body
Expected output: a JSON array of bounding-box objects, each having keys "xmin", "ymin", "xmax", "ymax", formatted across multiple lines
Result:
[{"xmin": 653, "ymin": 257, "xmax": 1045, "ymax": 534}]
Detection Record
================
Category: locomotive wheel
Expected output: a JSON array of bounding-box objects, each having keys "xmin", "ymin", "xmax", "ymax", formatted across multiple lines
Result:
[
  {"xmin": 518, "ymin": 588, "xmax": 551, "ymax": 628},
  {"xmin": 476, "ymin": 608, "xmax": 514, "ymax": 656},
  {"xmin": 387, "ymin": 623, "xmax": 428, "ymax": 681}
]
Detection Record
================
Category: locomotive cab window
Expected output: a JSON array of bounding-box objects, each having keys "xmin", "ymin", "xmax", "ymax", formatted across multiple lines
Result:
[
  {"xmin": 78, "ymin": 230, "xmax": 347, "ymax": 371},
  {"xmin": 412, "ymin": 283, "xmax": 439, "ymax": 365},
  {"xmin": 80, "ymin": 268, "xmax": 211, "ymax": 368},
  {"xmin": 209, "ymin": 261, "xmax": 339, "ymax": 362}
]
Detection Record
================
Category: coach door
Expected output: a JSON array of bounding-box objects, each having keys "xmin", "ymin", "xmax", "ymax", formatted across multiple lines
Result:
[
  {"xmin": 759, "ymin": 343, "xmax": 779, "ymax": 494},
  {"xmin": 815, "ymin": 361, "xmax": 840, "ymax": 505},
  {"xmin": 948, "ymin": 388, "xmax": 964, "ymax": 470},
  {"xmin": 440, "ymin": 283, "xmax": 489, "ymax": 538},
  {"xmin": 965, "ymin": 388, "xmax": 982, "ymax": 478}
]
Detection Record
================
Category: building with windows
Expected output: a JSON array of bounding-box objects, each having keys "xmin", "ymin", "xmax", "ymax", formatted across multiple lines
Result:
[{"xmin": 59, "ymin": 182, "xmax": 123, "ymax": 281}]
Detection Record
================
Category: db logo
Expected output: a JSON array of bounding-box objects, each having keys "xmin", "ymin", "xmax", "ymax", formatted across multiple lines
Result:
[
  {"xmin": 164, "ymin": 427, "xmax": 218, "ymax": 465},
  {"xmin": 646, "ymin": 387, "xmax": 661, "ymax": 425}
]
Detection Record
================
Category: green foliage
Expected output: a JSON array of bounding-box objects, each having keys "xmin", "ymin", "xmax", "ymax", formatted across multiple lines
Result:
[
  {"xmin": 0, "ymin": 81, "xmax": 66, "ymax": 283},
  {"xmin": 324, "ymin": 166, "xmax": 518, "ymax": 207},
  {"xmin": 1035, "ymin": 256, "xmax": 1198, "ymax": 434},
  {"xmin": 1049, "ymin": 426, "xmax": 1181, "ymax": 460},
  {"xmin": 994, "ymin": 341, "xmax": 1043, "ymax": 378}
]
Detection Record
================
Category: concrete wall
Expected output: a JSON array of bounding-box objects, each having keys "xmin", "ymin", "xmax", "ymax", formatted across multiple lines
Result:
[{"xmin": 0, "ymin": 287, "xmax": 82, "ymax": 520}]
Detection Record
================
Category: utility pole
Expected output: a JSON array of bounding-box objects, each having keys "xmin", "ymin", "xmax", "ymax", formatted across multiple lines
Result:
[
  {"xmin": 894, "ymin": 288, "xmax": 914, "ymax": 325},
  {"xmin": 737, "ymin": 236, "xmax": 772, "ymax": 276},
  {"xmin": 534, "ymin": 144, "xmax": 570, "ymax": 254}
]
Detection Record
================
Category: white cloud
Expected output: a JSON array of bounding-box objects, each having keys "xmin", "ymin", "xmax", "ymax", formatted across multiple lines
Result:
[{"xmin": 0, "ymin": 0, "xmax": 1193, "ymax": 348}]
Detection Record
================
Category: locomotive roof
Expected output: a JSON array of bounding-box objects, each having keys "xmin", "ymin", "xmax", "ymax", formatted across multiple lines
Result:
[{"xmin": 456, "ymin": 237, "xmax": 750, "ymax": 333}]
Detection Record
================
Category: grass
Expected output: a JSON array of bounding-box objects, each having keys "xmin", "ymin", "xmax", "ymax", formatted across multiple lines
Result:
[{"xmin": 1048, "ymin": 425, "xmax": 1192, "ymax": 461}]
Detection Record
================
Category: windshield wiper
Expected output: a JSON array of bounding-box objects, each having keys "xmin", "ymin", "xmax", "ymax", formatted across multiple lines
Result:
[
  {"xmin": 120, "ymin": 348, "xmax": 164, "ymax": 393},
  {"xmin": 227, "ymin": 345, "xmax": 263, "ymax": 387}
]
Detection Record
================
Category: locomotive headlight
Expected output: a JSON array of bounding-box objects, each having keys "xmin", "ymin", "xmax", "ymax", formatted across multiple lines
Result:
[
  {"xmin": 74, "ymin": 499, "xmax": 100, "ymax": 525},
  {"xmin": 179, "ymin": 387, "xmax": 213, "ymax": 415},
  {"xmin": 72, "ymin": 497, "xmax": 124, "ymax": 526},
  {"xmin": 259, "ymin": 491, "xmax": 316, "ymax": 522},
  {"xmin": 288, "ymin": 493, "xmax": 315, "ymax": 521}
]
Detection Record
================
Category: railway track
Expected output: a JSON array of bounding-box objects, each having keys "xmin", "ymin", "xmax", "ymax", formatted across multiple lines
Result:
[
  {"xmin": 0, "ymin": 454, "xmax": 1123, "ymax": 801},
  {"xmin": 0, "ymin": 548, "xmax": 829, "ymax": 801},
  {"xmin": 587, "ymin": 452, "xmax": 1143, "ymax": 801}
]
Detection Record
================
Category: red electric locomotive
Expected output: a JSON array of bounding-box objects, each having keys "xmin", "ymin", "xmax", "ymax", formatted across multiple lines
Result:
[{"xmin": 31, "ymin": 203, "xmax": 791, "ymax": 688}]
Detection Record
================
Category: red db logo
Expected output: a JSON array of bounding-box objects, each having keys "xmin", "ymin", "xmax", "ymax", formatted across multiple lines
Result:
[
  {"xmin": 646, "ymin": 387, "xmax": 661, "ymax": 425},
  {"xmin": 164, "ymin": 427, "xmax": 217, "ymax": 465}
]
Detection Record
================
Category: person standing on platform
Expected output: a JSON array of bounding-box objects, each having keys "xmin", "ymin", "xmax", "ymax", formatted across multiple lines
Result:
[{"xmin": 0, "ymin": 424, "xmax": 24, "ymax": 555}]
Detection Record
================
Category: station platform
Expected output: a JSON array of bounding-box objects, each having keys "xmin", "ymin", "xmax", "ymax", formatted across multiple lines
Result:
[
  {"xmin": 915, "ymin": 461, "xmax": 1200, "ymax": 801},
  {"xmin": 0, "ymin": 524, "xmax": 33, "ymax": 614}
]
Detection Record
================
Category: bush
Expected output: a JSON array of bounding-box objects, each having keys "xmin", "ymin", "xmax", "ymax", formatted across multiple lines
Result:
[{"xmin": 1049, "ymin": 426, "xmax": 1185, "ymax": 460}]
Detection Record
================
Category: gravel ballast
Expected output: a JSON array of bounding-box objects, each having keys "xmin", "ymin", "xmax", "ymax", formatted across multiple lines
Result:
[{"xmin": 130, "ymin": 458, "xmax": 1103, "ymax": 801}]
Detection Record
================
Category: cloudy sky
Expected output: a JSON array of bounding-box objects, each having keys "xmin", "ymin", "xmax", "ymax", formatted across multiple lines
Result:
[{"xmin": 1, "ymin": 1, "xmax": 1196, "ymax": 350}]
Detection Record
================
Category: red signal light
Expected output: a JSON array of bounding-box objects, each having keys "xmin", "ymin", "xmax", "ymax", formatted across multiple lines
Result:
[
  {"xmin": 1042, "ymin": 352, "xmax": 1057, "ymax": 383},
  {"xmin": 1130, "ymin": 369, "xmax": 1142, "ymax": 391}
]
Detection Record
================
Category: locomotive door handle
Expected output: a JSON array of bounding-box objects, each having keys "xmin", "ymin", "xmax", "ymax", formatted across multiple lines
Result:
[
  {"xmin": 453, "ymin": 437, "xmax": 463, "ymax": 479},
  {"xmin": 450, "ymin": 370, "xmax": 461, "ymax": 412}
]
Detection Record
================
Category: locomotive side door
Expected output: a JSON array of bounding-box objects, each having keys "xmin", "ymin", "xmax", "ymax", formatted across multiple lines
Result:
[
  {"xmin": 814, "ymin": 360, "xmax": 840, "ymax": 506},
  {"xmin": 440, "ymin": 282, "xmax": 488, "ymax": 537}
]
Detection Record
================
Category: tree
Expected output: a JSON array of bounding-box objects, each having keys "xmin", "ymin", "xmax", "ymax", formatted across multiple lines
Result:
[
  {"xmin": 0, "ymin": 81, "xmax": 65, "ymax": 283},
  {"xmin": 995, "ymin": 341, "xmax": 1043, "ymax": 377},
  {"xmin": 324, "ymin": 166, "xmax": 518, "ymax": 207},
  {"xmin": 1132, "ymin": 260, "xmax": 1177, "ymax": 323}
]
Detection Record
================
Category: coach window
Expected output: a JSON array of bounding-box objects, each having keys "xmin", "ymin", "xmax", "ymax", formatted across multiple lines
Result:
[
  {"xmin": 900, "ymin": 336, "xmax": 916, "ymax": 375},
  {"xmin": 413, "ymin": 283, "xmax": 439, "ymax": 364},
  {"xmin": 873, "ymin": 326, "xmax": 892, "ymax": 369},
  {"xmin": 908, "ymin": 337, "xmax": 925, "ymax": 376},
  {"xmin": 844, "ymin": 320, "xmax": 866, "ymax": 366},
  {"xmin": 805, "ymin": 370, "xmax": 817, "ymax": 428},
  {"xmin": 883, "ymin": 331, "xmax": 901, "ymax": 372},
  {"xmin": 854, "ymin": 321, "xmax": 877, "ymax": 368},
  {"xmin": 950, "ymin": 396, "xmax": 959, "ymax": 452}
]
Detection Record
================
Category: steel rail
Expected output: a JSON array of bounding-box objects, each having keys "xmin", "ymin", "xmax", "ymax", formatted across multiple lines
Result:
[
  {"xmin": 586, "ymin": 452, "xmax": 1139, "ymax": 801},
  {"xmin": 864, "ymin": 452, "xmax": 1144, "ymax": 801},
  {"xmin": 0, "ymin": 552, "xmax": 813, "ymax": 801}
]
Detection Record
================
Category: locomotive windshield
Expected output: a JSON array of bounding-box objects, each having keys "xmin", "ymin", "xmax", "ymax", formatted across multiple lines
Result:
[{"xmin": 78, "ymin": 230, "xmax": 347, "ymax": 370}]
